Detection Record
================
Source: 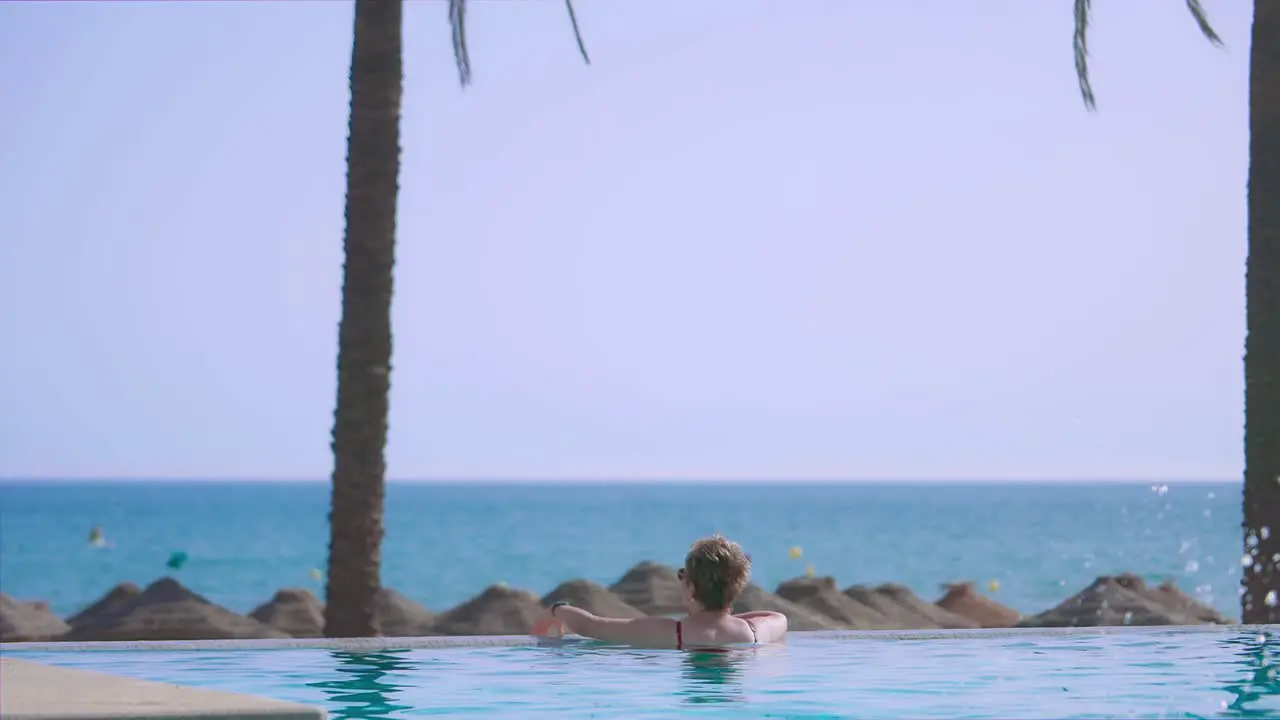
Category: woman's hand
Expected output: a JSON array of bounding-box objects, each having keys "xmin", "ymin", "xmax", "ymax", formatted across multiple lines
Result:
[{"xmin": 531, "ymin": 608, "xmax": 567, "ymax": 638}]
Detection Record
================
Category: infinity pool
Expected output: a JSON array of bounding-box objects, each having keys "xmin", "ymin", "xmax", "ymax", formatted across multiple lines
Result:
[{"xmin": 11, "ymin": 628, "xmax": 1280, "ymax": 719}]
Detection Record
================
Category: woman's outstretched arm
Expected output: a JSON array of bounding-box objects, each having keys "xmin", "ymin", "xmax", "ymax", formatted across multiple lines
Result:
[
  {"xmin": 534, "ymin": 605, "xmax": 678, "ymax": 648},
  {"xmin": 732, "ymin": 610, "xmax": 782, "ymax": 620},
  {"xmin": 733, "ymin": 610, "xmax": 788, "ymax": 643}
]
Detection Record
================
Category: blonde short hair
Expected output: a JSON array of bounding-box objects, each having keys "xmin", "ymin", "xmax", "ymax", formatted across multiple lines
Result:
[{"xmin": 682, "ymin": 535, "xmax": 752, "ymax": 611}]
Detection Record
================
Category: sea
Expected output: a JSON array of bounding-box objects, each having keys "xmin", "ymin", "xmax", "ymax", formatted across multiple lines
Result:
[{"xmin": 0, "ymin": 480, "xmax": 1245, "ymax": 621}]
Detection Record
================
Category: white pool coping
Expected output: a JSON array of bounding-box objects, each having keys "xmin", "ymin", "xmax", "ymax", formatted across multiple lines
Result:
[
  {"xmin": 0, "ymin": 657, "xmax": 327, "ymax": 720},
  {"xmin": 2, "ymin": 623, "xmax": 1275, "ymax": 653}
]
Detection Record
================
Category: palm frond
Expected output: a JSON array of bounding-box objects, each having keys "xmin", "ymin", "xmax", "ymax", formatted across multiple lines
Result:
[
  {"xmin": 1184, "ymin": 0, "xmax": 1223, "ymax": 46},
  {"xmin": 1075, "ymin": 0, "xmax": 1224, "ymax": 111},
  {"xmin": 1073, "ymin": 0, "xmax": 1095, "ymax": 111},
  {"xmin": 449, "ymin": 0, "xmax": 472, "ymax": 87},
  {"xmin": 563, "ymin": 0, "xmax": 591, "ymax": 66},
  {"xmin": 447, "ymin": 0, "xmax": 591, "ymax": 89}
]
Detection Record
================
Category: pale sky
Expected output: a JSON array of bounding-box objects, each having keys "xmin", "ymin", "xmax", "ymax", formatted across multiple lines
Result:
[{"xmin": 0, "ymin": 1, "xmax": 1251, "ymax": 481}]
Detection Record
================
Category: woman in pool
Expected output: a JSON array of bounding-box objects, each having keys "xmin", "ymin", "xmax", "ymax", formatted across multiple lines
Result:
[{"xmin": 532, "ymin": 534, "xmax": 788, "ymax": 649}]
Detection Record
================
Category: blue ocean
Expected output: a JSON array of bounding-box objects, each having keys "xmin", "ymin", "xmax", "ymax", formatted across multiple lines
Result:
[{"xmin": 0, "ymin": 480, "xmax": 1243, "ymax": 621}]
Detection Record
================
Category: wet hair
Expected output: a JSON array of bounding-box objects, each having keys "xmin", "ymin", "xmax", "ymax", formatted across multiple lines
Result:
[{"xmin": 681, "ymin": 534, "xmax": 752, "ymax": 611}]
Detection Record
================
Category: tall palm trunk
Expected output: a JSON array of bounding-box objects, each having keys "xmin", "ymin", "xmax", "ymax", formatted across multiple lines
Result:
[
  {"xmin": 324, "ymin": 0, "xmax": 403, "ymax": 638},
  {"xmin": 1243, "ymin": 0, "xmax": 1280, "ymax": 625}
]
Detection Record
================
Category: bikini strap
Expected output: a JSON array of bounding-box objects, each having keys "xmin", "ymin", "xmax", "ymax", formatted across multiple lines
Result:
[{"xmin": 675, "ymin": 620, "xmax": 683, "ymax": 650}]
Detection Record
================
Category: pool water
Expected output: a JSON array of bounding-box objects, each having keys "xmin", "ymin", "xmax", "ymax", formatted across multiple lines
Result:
[{"xmin": 13, "ymin": 628, "xmax": 1280, "ymax": 719}]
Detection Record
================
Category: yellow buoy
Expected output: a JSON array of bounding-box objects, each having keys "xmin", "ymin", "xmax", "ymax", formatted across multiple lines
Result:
[
  {"xmin": 805, "ymin": 563, "xmax": 816, "ymax": 578},
  {"xmin": 309, "ymin": 568, "xmax": 323, "ymax": 582},
  {"xmin": 988, "ymin": 580, "xmax": 1000, "ymax": 592},
  {"xmin": 789, "ymin": 546, "xmax": 803, "ymax": 560}
]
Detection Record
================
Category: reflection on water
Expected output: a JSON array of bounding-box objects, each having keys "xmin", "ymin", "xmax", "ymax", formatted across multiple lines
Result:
[
  {"xmin": 18, "ymin": 628, "xmax": 1280, "ymax": 718},
  {"xmin": 1220, "ymin": 631, "xmax": 1280, "ymax": 718},
  {"xmin": 678, "ymin": 649, "xmax": 750, "ymax": 705},
  {"xmin": 306, "ymin": 651, "xmax": 415, "ymax": 720}
]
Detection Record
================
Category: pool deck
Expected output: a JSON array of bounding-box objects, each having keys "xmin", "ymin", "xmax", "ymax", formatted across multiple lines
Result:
[{"xmin": 0, "ymin": 657, "xmax": 327, "ymax": 720}]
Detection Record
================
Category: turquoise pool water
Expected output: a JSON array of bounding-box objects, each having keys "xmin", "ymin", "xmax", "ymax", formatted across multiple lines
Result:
[{"xmin": 12, "ymin": 628, "xmax": 1280, "ymax": 719}]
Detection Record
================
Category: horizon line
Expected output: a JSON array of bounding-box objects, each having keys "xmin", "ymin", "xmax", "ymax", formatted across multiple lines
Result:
[{"xmin": 0, "ymin": 475, "xmax": 1241, "ymax": 484}]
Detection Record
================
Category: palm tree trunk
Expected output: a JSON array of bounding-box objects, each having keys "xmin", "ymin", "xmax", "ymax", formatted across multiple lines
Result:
[
  {"xmin": 1243, "ymin": 0, "xmax": 1280, "ymax": 625},
  {"xmin": 324, "ymin": 0, "xmax": 403, "ymax": 638}
]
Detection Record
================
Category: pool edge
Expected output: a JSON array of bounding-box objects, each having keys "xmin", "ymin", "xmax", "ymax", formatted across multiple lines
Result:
[
  {"xmin": 0, "ymin": 657, "xmax": 328, "ymax": 720},
  {"xmin": 4, "ymin": 623, "xmax": 1277, "ymax": 653}
]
